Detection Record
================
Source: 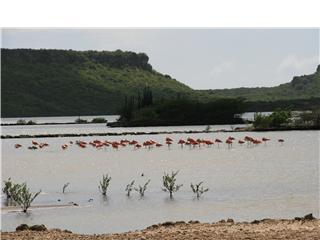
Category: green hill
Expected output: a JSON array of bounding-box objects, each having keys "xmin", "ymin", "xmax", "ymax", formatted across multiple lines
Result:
[
  {"xmin": 199, "ymin": 65, "xmax": 320, "ymax": 101},
  {"xmin": 1, "ymin": 49, "xmax": 193, "ymax": 117},
  {"xmin": 1, "ymin": 48, "xmax": 319, "ymax": 117}
]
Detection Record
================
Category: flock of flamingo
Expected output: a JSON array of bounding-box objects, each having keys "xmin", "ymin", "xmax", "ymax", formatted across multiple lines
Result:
[{"xmin": 14, "ymin": 136, "xmax": 285, "ymax": 151}]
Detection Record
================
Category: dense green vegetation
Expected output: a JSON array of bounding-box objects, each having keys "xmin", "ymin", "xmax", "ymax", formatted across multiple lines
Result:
[
  {"xmin": 1, "ymin": 49, "xmax": 192, "ymax": 117},
  {"xmin": 1, "ymin": 48, "xmax": 319, "ymax": 118},
  {"xmin": 253, "ymin": 109, "xmax": 320, "ymax": 129},
  {"xmin": 114, "ymin": 96, "xmax": 245, "ymax": 126},
  {"xmin": 199, "ymin": 65, "xmax": 320, "ymax": 102}
]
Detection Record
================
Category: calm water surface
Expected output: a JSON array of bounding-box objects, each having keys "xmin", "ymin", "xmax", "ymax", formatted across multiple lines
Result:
[{"xmin": 1, "ymin": 124, "xmax": 319, "ymax": 234}]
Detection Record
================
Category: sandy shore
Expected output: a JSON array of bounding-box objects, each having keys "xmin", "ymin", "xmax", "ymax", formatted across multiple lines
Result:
[{"xmin": 2, "ymin": 218, "xmax": 320, "ymax": 240}]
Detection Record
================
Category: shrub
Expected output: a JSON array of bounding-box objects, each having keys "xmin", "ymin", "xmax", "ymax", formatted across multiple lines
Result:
[
  {"xmin": 91, "ymin": 117, "xmax": 107, "ymax": 123},
  {"xmin": 125, "ymin": 180, "xmax": 135, "ymax": 197},
  {"xmin": 134, "ymin": 179, "xmax": 150, "ymax": 197},
  {"xmin": 99, "ymin": 174, "xmax": 111, "ymax": 196},
  {"xmin": 162, "ymin": 171, "xmax": 183, "ymax": 199},
  {"xmin": 26, "ymin": 120, "xmax": 36, "ymax": 125},
  {"xmin": 190, "ymin": 181, "xmax": 209, "ymax": 198},
  {"xmin": 16, "ymin": 119, "xmax": 27, "ymax": 125},
  {"xmin": 75, "ymin": 118, "xmax": 88, "ymax": 124},
  {"xmin": 253, "ymin": 110, "xmax": 291, "ymax": 129},
  {"xmin": 11, "ymin": 183, "xmax": 41, "ymax": 213}
]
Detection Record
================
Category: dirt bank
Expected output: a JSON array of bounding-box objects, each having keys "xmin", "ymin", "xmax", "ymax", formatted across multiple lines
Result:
[{"xmin": 2, "ymin": 218, "xmax": 320, "ymax": 240}]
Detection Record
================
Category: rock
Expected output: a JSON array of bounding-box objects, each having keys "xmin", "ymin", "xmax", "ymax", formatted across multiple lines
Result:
[
  {"xmin": 64, "ymin": 229, "xmax": 73, "ymax": 233},
  {"xmin": 218, "ymin": 220, "xmax": 226, "ymax": 223},
  {"xmin": 175, "ymin": 221, "xmax": 186, "ymax": 224},
  {"xmin": 188, "ymin": 220, "xmax": 200, "ymax": 224},
  {"xmin": 161, "ymin": 221, "xmax": 175, "ymax": 227},
  {"xmin": 146, "ymin": 224, "xmax": 159, "ymax": 229},
  {"xmin": 303, "ymin": 213, "xmax": 315, "ymax": 221},
  {"xmin": 227, "ymin": 218, "xmax": 234, "ymax": 224},
  {"xmin": 251, "ymin": 220, "xmax": 260, "ymax": 224},
  {"xmin": 16, "ymin": 224, "xmax": 29, "ymax": 231},
  {"xmin": 29, "ymin": 224, "xmax": 47, "ymax": 231},
  {"xmin": 294, "ymin": 217, "xmax": 302, "ymax": 221}
]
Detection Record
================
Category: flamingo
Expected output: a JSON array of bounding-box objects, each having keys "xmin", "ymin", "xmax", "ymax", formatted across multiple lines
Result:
[
  {"xmin": 61, "ymin": 144, "xmax": 68, "ymax": 150},
  {"xmin": 178, "ymin": 139, "xmax": 185, "ymax": 148},
  {"xmin": 32, "ymin": 140, "xmax": 38, "ymax": 145},
  {"xmin": 252, "ymin": 139, "xmax": 262, "ymax": 146},
  {"xmin": 135, "ymin": 144, "xmax": 142, "ymax": 149},
  {"xmin": 130, "ymin": 140, "xmax": 138, "ymax": 145},
  {"xmin": 14, "ymin": 144, "xmax": 22, "ymax": 148},
  {"xmin": 238, "ymin": 140, "xmax": 245, "ymax": 145},
  {"xmin": 204, "ymin": 140, "xmax": 214, "ymax": 147},
  {"xmin": 165, "ymin": 137, "xmax": 173, "ymax": 142},
  {"xmin": 215, "ymin": 139, "xmax": 222, "ymax": 148},
  {"xmin": 192, "ymin": 141, "xmax": 199, "ymax": 148},
  {"xmin": 112, "ymin": 143, "xmax": 119, "ymax": 150},
  {"xmin": 262, "ymin": 137, "xmax": 270, "ymax": 145},
  {"xmin": 166, "ymin": 141, "xmax": 172, "ymax": 148},
  {"xmin": 226, "ymin": 139, "xmax": 233, "ymax": 148},
  {"xmin": 278, "ymin": 139, "xmax": 284, "ymax": 145},
  {"xmin": 155, "ymin": 143, "xmax": 162, "ymax": 147}
]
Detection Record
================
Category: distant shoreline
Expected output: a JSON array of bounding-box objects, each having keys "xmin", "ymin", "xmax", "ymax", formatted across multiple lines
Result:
[
  {"xmin": 1, "ymin": 121, "xmax": 108, "ymax": 126},
  {"xmin": 1, "ymin": 126, "xmax": 319, "ymax": 139}
]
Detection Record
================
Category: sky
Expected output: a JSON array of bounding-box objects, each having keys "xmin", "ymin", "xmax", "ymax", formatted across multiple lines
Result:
[{"xmin": 1, "ymin": 28, "xmax": 319, "ymax": 90}]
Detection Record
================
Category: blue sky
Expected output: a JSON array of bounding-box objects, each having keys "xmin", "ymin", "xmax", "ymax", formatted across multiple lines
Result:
[{"xmin": 1, "ymin": 28, "xmax": 319, "ymax": 89}]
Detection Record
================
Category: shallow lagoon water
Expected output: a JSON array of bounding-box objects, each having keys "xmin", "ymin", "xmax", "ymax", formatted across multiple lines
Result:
[{"xmin": 1, "ymin": 126, "xmax": 319, "ymax": 234}]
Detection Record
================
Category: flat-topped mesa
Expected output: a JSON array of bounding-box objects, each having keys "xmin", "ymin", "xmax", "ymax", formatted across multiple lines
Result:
[{"xmin": 1, "ymin": 48, "xmax": 153, "ymax": 71}]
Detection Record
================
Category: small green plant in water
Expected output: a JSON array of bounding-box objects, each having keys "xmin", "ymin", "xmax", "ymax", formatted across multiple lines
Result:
[
  {"xmin": 2, "ymin": 178, "xmax": 22, "ymax": 206},
  {"xmin": 99, "ymin": 174, "xmax": 111, "ymax": 196},
  {"xmin": 135, "ymin": 179, "xmax": 151, "ymax": 197},
  {"xmin": 2, "ymin": 178, "xmax": 13, "ymax": 200},
  {"xmin": 191, "ymin": 181, "xmax": 209, "ymax": 198},
  {"xmin": 62, "ymin": 183, "xmax": 70, "ymax": 193},
  {"xmin": 125, "ymin": 180, "xmax": 135, "ymax": 197},
  {"xmin": 11, "ymin": 183, "xmax": 41, "ymax": 213},
  {"xmin": 162, "ymin": 171, "xmax": 183, "ymax": 199}
]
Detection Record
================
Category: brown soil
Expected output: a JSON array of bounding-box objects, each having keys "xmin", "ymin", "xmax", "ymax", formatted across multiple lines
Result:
[{"xmin": 2, "ymin": 219, "xmax": 320, "ymax": 240}]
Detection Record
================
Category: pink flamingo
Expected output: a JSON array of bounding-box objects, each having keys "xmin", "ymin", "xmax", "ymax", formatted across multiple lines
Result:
[{"xmin": 226, "ymin": 139, "xmax": 233, "ymax": 148}]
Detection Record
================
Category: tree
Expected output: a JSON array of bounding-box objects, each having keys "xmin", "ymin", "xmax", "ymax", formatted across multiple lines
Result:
[
  {"xmin": 11, "ymin": 183, "xmax": 41, "ymax": 213},
  {"xmin": 162, "ymin": 171, "xmax": 183, "ymax": 199}
]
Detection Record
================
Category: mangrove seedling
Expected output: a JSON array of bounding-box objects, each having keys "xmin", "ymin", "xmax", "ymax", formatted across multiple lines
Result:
[
  {"xmin": 2, "ymin": 178, "xmax": 21, "ymax": 205},
  {"xmin": 162, "ymin": 171, "xmax": 183, "ymax": 199},
  {"xmin": 62, "ymin": 182, "xmax": 70, "ymax": 193},
  {"xmin": 2, "ymin": 178, "xmax": 13, "ymax": 200},
  {"xmin": 191, "ymin": 181, "xmax": 209, "ymax": 198},
  {"xmin": 134, "ymin": 179, "xmax": 151, "ymax": 197},
  {"xmin": 11, "ymin": 183, "xmax": 41, "ymax": 213},
  {"xmin": 99, "ymin": 174, "xmax": 111, "ymax": 196},
  {"xmin": 125, "ymin": 180, "xmax": 135, "ymax": 197}
]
